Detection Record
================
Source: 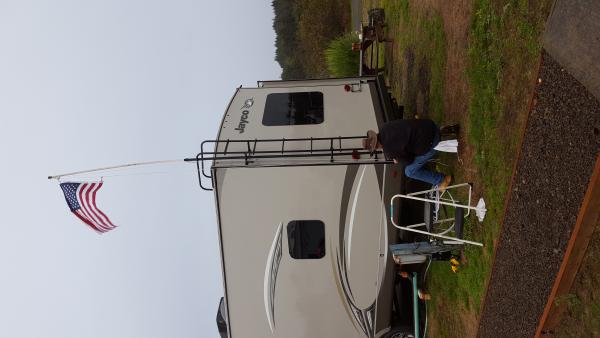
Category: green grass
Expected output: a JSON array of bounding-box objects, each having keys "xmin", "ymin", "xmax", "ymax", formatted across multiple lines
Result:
[
  {"xmin": 380, "ymin": 0, "xmax": 553, "ymax": 336},
  {"xmin": 554, "ymin": 294, "xmax": 600, "ymax": 338},
  {"xmin": 465, "ymin": 0, "xmax": 551, "ymax": 308},
  {"xmin": 434, "ymin": 1, "xmax": 551, "ymax": 336},
  {"xmin": 382, "ymin": 0, "xmax": 446, "ymax": 121},
  {"xmin": 363, "ymin": 41, "xmax": 386, "ymax": 73},
  {"xmin": 553, "ymin": 224, "xmax": 600, "ymax": 337}
]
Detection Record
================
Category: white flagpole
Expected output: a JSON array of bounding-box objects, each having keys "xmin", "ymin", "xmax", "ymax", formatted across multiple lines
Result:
[{"xmin": 48, "ymin": 159, "xmax": 187, "ymax": 181}]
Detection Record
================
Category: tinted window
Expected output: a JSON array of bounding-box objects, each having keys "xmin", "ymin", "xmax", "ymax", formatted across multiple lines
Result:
[
  {"xmin": 263, "ymin": 92, "xmax": 324, "ymax": 126},
  {"xmin": 287, "ymin": 220, "xmax": 325, "ymax": 259}
]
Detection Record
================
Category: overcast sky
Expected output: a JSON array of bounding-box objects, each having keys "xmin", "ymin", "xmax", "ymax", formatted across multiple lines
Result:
[{"xmin": 0, "ymin": 1, "xmax": 280, "ymax": 337}]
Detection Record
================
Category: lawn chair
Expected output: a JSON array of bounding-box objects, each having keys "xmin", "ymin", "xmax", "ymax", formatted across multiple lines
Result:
[{"xmin": 390, "ymin": 183, "xmax": 487, "ymax": 247}]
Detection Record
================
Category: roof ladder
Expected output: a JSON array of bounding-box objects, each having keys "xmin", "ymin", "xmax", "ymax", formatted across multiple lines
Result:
[{"xmin": 190, "ymin": 135, "xmax": 391, "ymax": 190}]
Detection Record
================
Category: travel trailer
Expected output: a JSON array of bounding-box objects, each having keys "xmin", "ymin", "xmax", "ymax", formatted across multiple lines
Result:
[{"xmin": 200, "ymin": 76, "xmax": 426, "ymax": 338}]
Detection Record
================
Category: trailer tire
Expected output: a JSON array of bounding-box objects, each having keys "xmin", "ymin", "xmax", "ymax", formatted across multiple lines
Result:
[{"xmin": 383, "ymin": 327, "xmax": 414, "ymax": 338}]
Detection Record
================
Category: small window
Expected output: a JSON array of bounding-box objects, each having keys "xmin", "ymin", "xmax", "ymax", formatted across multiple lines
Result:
[
  {"xmin": 263, "ymin": 92, "xmax": 324, "ymax": 126},
  {"xmin": 287, "ymin": 220, "xmax": 325, "ymax": 259}
]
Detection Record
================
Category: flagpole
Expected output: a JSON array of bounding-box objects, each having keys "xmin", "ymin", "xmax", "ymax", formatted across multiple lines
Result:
[{"xmin": 48, "ymin": 159, "xmax": 189, "ymax": 180}]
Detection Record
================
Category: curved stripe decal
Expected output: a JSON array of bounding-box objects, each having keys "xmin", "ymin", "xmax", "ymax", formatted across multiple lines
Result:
[
  {"xmin": 346, "ymin": 166, "xmax": 367, "ymax": 270},
  {"xmin": 333, "ymin": 165, "xmax": 377, "ymax": 337},
  {"xmin": 329, "ymin": 242, "xmax": 362, "ymax": 334},
  {"xmin": 264, "ymin": 222, "xmax": 283, "ymax": 333},
  {"xmin": 334, "ymin": 250, "xmax": 376, "ymax": 338}
]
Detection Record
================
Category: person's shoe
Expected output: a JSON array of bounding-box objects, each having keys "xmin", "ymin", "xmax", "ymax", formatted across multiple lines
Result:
[
  {"xmin": 438, "ymin": 175, "xmax": 452, "ymax": 192},
  {"xmin": 418, "ymin": 289, "xmax": 432, "ymax": 301}
]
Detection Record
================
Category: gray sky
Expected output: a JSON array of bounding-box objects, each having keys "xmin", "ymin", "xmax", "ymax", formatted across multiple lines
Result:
[{"xmin": 0, "ymin": 1, "xmax": 280, "ymax": 337}]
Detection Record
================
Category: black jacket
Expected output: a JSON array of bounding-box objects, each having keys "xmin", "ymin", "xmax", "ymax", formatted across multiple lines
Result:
[{"xmin": 378, "ymin": 119, "xmax": 439, "ymax": 165}]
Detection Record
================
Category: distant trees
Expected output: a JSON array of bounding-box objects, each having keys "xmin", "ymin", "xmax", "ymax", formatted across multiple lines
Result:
[
  {"xmin": 272, "ymin": 0, "xmax": 305, "ymax": 79},
  {"xmin": 272, "ymin": 0, "xmax": 350, "ymax": 79}
]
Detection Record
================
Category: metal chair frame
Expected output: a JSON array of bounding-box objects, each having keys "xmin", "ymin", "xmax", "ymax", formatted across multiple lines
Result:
[{"xmin": 390, "ymin": 183, "xmax": 486, "ymax": 246}]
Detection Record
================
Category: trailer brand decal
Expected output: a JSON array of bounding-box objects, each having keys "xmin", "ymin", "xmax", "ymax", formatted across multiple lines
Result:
[
  {"xmin": 235, "ymin": 98, "xmax": 254, "ymax": 134},
  {"xmin": 241, "ymin": 98, "xmax": 254, "ymax": 109},
  {"xmin": 234, "ymin": 110, "xmax": 250, "ymax": 133}
]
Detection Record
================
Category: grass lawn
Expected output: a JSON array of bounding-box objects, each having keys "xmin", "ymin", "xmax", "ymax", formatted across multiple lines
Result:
[
  {"xmin": 363, "ymin": 41, "xmax": 386, "ymax": 75},
  {"xmin": 373, "ymin": 0, "xmax": 553, "ymax": 336},
  {"xmin": 552, "ymin": 222, "xmax": 600, "ymax": 337}
]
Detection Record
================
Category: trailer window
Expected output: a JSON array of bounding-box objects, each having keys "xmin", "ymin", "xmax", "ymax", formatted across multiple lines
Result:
[
  {"xmin": 287, "ymin": 220, "xmax": 325, "ymax": 259},
  {"xmin": 263, "ymin": 92, "xmax": 324, "ymax": 126}
]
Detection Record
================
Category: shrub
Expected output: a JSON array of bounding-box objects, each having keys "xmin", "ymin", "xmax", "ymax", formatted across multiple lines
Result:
[{"xmin": 325, "ymin": 33, "xmax": 360, "ymax": 77}]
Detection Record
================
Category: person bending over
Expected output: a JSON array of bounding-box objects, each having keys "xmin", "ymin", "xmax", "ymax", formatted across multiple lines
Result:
[{"xmin": 362, "ymin": 119, "xmax": 455, "ymax": 190}]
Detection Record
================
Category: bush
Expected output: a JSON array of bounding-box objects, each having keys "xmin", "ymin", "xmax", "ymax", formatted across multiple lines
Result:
[{"xmin": 325, "ymin": 33, "xmax": 360, "ymax": 77}]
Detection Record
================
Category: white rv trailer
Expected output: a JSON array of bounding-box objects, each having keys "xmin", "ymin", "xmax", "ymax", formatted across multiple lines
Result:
[{"xmin": 200, "ymin": 76, "xmax": 425, "ymax": 338}]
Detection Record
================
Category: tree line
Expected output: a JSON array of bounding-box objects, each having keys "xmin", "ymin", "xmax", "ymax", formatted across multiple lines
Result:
[{"xmin": 272, "ymin": 0, "xmax": 350, "ymax": 79}]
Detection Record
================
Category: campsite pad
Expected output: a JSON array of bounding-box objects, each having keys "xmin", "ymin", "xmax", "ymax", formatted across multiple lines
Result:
[
  {"xmin": 477, "ymin": 51, "xmax": 600, "ymax": 337},
  {"xmin": 543, "ymin": 0, "xmax": 600, "ymax": 100}
]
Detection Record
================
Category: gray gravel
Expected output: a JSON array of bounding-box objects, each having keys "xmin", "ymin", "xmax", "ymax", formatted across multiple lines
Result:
[{"xmin": 477, "ymin": 50, "xmax": 600, "ymax": 338}]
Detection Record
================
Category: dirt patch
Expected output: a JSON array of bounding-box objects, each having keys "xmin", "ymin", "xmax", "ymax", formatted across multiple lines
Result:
[
  {"xmin": 401, "ymin": 48, "xmax": 416, "ymax": 113},
  {"xmin": 477, "ymin": 51, "xmax": 600, "ymax": 337},
  {"xmin": 463, "ymin": 306, "xmax": 479, "ymax": 338},
  {"xmin": 435, "ymin": 1, "xmax": 477, "ymax": 192},
  {"xmin": 408, "ymin": 0, "xmax": 479, "ymax": 189},
  {"xmin": 399, "ymin": 52, "xmax": 432, "ymax": 120},
  {"xmin": 409, "ymin": 0, "xmax": 472, "ymax": 119},
  {"xmin": 382, "ymin": 2, "xmax": 483, "ymax": 335},
  {"xmin": 426, "ymin": 300, "xmax": 478, "ymax": 338},
  {"xmin": 416, "ymin": 60, "xmax": 431, "ymax": 118}
]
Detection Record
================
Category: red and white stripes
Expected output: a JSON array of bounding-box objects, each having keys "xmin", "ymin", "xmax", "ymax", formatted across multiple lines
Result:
[{"xmin": 73, "ymin": 182, "xmax": 116, "ymax": 233}]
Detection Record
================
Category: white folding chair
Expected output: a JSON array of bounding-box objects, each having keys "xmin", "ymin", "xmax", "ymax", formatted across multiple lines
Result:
[{"xmin": 390, "ymin": 183, "xmax": 487, "ymax": 247}]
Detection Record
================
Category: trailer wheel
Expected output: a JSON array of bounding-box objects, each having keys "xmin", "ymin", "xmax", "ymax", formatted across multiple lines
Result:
[{"xmin": 383, "ymin": 327, "xmax": 414, "ymax": 338}]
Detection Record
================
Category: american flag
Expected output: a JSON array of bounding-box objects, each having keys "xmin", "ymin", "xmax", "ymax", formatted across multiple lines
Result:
[{"xmin": 60, "ymin": 182, "xmax": 116, "ymax": 233}]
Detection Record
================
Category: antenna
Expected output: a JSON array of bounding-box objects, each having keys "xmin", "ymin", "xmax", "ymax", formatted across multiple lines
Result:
[{"xmin": 47, "ymin": 159, "xmax": 189, "ymax": 181}]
